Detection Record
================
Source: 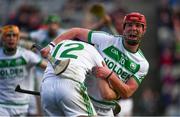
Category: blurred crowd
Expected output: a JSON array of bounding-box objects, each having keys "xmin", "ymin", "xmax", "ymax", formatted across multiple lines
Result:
[
  {"xmin": 157, "ymin": 0, "xmax": 180, "ymax": 116},
  {"xmin": 0, "ymin": 0, "xmax": 179, "ymax": 116},
  {"xmin": 135, "ymin": 0, "xmax": 180, "ymax": 116}
]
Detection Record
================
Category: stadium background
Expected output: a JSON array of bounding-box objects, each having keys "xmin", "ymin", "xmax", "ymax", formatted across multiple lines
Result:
[{"xmin": 0, "ymin": 0, "xmax": 179, "ymax": 116}]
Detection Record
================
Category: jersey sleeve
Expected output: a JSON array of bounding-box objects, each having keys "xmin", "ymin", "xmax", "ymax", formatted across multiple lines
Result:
[
  {"xmin": 133, "ymin": 61, "xmax": 149, "ymax": 85},
  {"xmin": 23, "ymin": 49, "xmax": 42, "ymax": 66},
  {"xmin": 87, "ymin": 31, "xmax": 115, "ymax": 47}
]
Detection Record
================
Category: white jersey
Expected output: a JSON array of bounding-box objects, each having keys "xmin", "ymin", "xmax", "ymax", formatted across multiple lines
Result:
[
  {"xmin": 86, "ymin": 31, "xmax": 149, "ymax": 106},
  {"xmin": 44, "ymin": 40, "xmax": 104, "ymax": 83},
  {"xmin": 42, "ymin": 40, "xmax": 104, "ymax": 116},
  {"xmin": 0, "ymin": 46, "xmax": 42, "ymax": 108}
]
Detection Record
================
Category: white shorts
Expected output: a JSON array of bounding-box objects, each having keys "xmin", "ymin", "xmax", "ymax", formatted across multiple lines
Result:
[
  {"xmin": 94, "ymin": 106, "xmax": 114, "ymax": 117},
  {"xmin": 41, "ymin": 76, "xmax": 97, "ymax": 116},
  {"xmin": 116, "ymin": 98, "xmax": 133, "ymax": 116},
  {"xmin": 90, "ymin": 98, "xmax": 115, "ymax": 117},
  {"xmin": 0, "ymin": 106, "xmax": 28, "ymax": 116},
  {"xmin": 28, "ymin": 95, "xmax": 38, "ymax": 115}
]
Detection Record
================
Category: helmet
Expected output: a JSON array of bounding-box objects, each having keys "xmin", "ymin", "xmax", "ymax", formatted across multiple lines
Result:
[
  {"xmin": 45, "ymin": 14, "xmax": 61, "ymax": 24},
  {"xmin": 1, "ymin": 25, "xmax": 20, "ymax": 37},
  {"xmin": 123, "ymin": 12, "xmax": 146, "ymax": 32}
]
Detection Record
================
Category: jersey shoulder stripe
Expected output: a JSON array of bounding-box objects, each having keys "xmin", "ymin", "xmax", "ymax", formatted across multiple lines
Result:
[
  {"xmin": 137, "ymin": 49, "xmax": 146, "ymax": 58},
  {"xmin": 88, "ymin": 30, "xmax": 93, "ymax": 43}
]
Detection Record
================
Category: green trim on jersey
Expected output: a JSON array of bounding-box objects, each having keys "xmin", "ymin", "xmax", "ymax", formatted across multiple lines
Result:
[
  {"xmin": 89, "ymin": 96, "xmax": 116, "ymax": 106},
  {"xmin": 0, "ymin": 57, "xmax": 27, "ymax": 68},
  {"xmin": 59, "ymin": 76, "xmax": 95, "ymax": 116},
  {"xmin": 36, "ymin": 59, "xmax": 43, "ymax": 66},
  {"xmin": 79, "ymin": 83, "xmax": 95, "ymax": 116},
  {"xmin": 138, "ymin": 49, "xmax": 146, "ymax": 58},
  {"xmin": 103, "ymin": 45, "xmax": 140, "ymax": 74},
  {"xmin": 133, "ymin": 75, "xmax": 141, "ymax": 85},
  {"xmin": 133, "ymin": 75, "xmax": 146, "ymax": 85},
  {"xmin": 0, "ymin": 101, "xmax": 29, "ymax": 106},
  {"xmin": 88, "ymin": 31, "xmax": 93, "ymax": 43}
]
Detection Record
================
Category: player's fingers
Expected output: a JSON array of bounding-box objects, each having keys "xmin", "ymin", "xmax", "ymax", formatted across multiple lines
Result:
[
  {"xmin": 92, "ymin": 66, "xmax": 102, "ymax": 77},
  {"xmin": 92, "ymin": 66, "xmax": 97, "ymax": 75},
  {"xmin": 40, "ymin": 47, "xmax": 50, "ymax": 58},
  {"xmin": 102, "ymin": 61, "xmax": 108, "ymax": 68}
]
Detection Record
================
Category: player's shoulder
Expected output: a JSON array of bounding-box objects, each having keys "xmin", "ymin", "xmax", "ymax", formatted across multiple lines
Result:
[
  {"xmin": 114, "ymin": 34, "xmax": 123, "ymax": 42},
  {"xmin": 59, "ymin": 40, "xmax": 96, "ymax": 50},
  {"xmin": 137, "ymin": 49, "xmax": 147, "ymax": 59},
  {"xmin": 60, "ymin": 40, "xmax": 88, "ymax": 45},
  {"xmin": 17, "ymin": 46, "xmax": 41, "ymax": 60},
  {"xmin": 114, "ymin": 34, "xmax": 123, "ymax": 38},
  {"xmin": 91, "ymin": 30, "xmax": 116, "ymax": 38},
  {"xmin": 17, "ymin": 46, "xmax": 29, "ymax": 52},
  {"xmin": 17, "ymin": 46, "xmax": 37, "ymax": 55},
  {"xmin": 137, "ymin": 49, "xmax": 149, "ymax": 67}
]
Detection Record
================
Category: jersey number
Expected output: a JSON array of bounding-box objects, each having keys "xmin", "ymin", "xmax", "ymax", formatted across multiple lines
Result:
[{"xmin": 52, "ymin": 43, "xmax": 84, "ymax": 59}]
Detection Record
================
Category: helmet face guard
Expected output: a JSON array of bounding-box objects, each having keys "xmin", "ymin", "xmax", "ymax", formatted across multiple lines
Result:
[{"xmin": 123, "ymin": 12, "xmax": 146, "ymax": 32}]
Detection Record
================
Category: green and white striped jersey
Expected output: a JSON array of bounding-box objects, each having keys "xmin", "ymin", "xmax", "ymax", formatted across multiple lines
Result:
[{"xmin": 0, "ymin": 46, "xmax": 42, "ymax": 108}]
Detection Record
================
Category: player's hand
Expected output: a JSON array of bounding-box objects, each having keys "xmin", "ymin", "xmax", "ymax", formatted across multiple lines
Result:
[
  {"xmin": 40, "ymin": 46, "xmax": 50, "ymax": 58},
  {"xmin": 92, "ymin": 62, "xmax": 112, "ymax": 79}
]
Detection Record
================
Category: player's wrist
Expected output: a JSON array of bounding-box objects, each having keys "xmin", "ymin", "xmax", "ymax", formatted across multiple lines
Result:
[
  {"xmin": 48, "ymin": 42, "xmax": 56, "ymax": 52},
  {"xmin": 106, "ymin": 71, "xmax": 113, "ymax": 80},
  {"xmin": 49, "ymin": 42, "xmax": 56, "ymax": 47}
]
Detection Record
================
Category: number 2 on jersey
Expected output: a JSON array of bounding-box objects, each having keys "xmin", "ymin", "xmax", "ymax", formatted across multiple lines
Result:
[{"xmin": 52, "ymin": 42, "xmax": 84, "ymax": 59}]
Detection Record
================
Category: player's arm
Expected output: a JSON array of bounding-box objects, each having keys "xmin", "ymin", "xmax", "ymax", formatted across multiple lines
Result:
[
  {"xmin": 105, "ymin": 63, "xmax": 149, "ymax": 98},
  {"xmin": 37, "ymin": 59, "xmax": 47, "ymax": 70},
  {"xmin": 53, "ymin": 28, "xmax": 90, "ymax": 44},
  {"xmin": 107, "ymin": 74, "xmax": 138, "ymax": 98},
  {"xmin": 41, "ymin": 28, "xmax": 91, "ymax": 58},
  {"xmin": 98, "ymin": 78, "xmax": 119, "ymax": 101},
  {"xmin": 94, "ymin": 63, "xmax": 138, "ymax": 98},
  {"xmin": 28, "ymin": 50, "xmax": 48, "ymax": 70},
  {"xmin": 92, "ymin": 62, "xmax": 120, "ymax": 100}
]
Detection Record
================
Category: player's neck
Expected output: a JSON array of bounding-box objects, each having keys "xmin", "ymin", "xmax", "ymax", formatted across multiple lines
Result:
[{"xmin": 3, "ymin": 47, "xmax": 17, "ymax": 56}]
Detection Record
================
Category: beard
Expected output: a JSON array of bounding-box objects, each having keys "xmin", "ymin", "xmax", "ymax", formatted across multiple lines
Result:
[
  {"xmin": 126, "ymin": 39, "xmax": 140, "ymax": 46},
  {"xmin": 123, "ymin": 30, "xmax": 143, "ymax": 46}
]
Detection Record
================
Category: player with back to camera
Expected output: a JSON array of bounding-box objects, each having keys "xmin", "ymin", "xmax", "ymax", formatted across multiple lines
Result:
[{"xmin": 40, "ymin": 40, "xmax": 119, "ymax": 116}]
